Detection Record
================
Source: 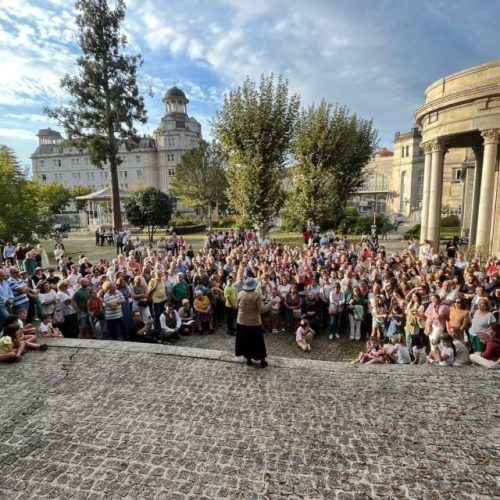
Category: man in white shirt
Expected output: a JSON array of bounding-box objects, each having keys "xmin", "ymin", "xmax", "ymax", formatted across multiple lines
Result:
[{"xmin": 160, "ymin": 303, "xmax": 181, "ymax": 341}]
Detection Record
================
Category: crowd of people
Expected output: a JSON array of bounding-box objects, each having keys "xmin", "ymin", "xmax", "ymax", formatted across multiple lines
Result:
[{"xmin": 0, "ymin": 227, "xmax": 499, "ymax": 369}]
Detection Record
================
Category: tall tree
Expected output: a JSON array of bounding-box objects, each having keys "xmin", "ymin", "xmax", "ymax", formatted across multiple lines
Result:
[
  {"xmin": 0, "ymin": 146, "xmax": 52, "ymax": 241},
  {"xmin": 39, "ymin": 183, "xmax": 72, "ymax": 214},
  {"xmin": 170, "ymin": 141, "xmax": 228, "ymax": 230},
  {"xmin": 46, "ymin": 0, "xmax": 147, "ymax": 229},
  {"xmin": 125, "ymin": 187, "xmax": 173, "ymax": 242},
  {"xmin": 212, "ymin": 74, "xmax": 300, "ymax": 236},
  {"xmin": 286, "ymin": 101, "xmax": 377, "ymax": 229}
]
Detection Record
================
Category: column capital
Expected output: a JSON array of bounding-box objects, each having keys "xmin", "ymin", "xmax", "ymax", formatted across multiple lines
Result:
[
  {"xmin": 481, "ymin": 129, "xmax": 500, "ymax": 145},
  {"xmin": 430, "ymin": 140, "xmax": 447, "ymax": 153},
  {"xmin": 421, "ymin": 141, "xmax": 433, "ymax": 154}
]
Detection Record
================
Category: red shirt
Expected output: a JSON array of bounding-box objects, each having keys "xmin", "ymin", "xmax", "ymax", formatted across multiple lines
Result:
[{"xmin": 482, "ymin": 338, "xmax": 500, "ymax": 361}]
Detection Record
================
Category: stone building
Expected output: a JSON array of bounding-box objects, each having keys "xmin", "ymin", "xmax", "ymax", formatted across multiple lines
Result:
[
  {"xmin": 31, "ymin": 87, "xmax": 202, "ymax": 196},
  {"xmin": 415, "ymin": 60, "xmax": 500, "ymax": 255}
]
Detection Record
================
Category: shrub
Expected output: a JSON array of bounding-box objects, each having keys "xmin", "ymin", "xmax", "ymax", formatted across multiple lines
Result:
[
  {"xmin": 404, "ymin": 224, "xmax": 421, "ymax": 240},
  {"xmin": 211, "ymin": 216, "xmax": 240, "ymax": 229},
  {"xmin": 170, "ymin": 216, "xmax": 204, "ymax": 227},
  {"xmin": 173, "ymin": 224, "xmax": 206, "ymax": 235},
  {"xmin": 441, "ymin": 215, "xmax": 460, "ymax": 227}
]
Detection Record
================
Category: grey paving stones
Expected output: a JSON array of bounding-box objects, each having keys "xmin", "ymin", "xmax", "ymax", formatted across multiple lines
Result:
[{"xmin": 0, "ymin": 345, "xmax": 498, "ymax": 499}]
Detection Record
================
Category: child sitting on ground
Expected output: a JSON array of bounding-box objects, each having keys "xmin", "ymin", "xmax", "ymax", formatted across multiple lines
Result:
[
  {"xmin": 411, "ymin": 334, "xmax": 428, "ymax": 365},
  {"xmin": 427, "ymin": 334, "xmax": 455, "ymax": 366},
  {"xmin": 0, "ymin": 324, "xmax": 47, "ymax": 362},
  {"xmin": 16, "ymin": 309, "xmax": 37, "ymax": 337},
  {"xmin": 384, "ymin": 334, "xmax": 411, "ymax": 364},
  {"xmin": 351, "ymin": 336, "xmax": 386, "ymax": 364},
  {"xmin": 38, "ymin": 314, "xmax": 63, "ymax": 338},
  {"xmin": 295, "ymin": 318, "xmax": 315, "ymax": 352}
]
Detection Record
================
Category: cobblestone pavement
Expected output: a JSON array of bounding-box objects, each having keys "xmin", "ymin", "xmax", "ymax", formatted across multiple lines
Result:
[
  {"xmin": 177, "ymin": 325, "xmax": 361, "ymax": 363},
  {"xmin": 0, "ymin": 343, "xmax": 499, "ymax": 499}
]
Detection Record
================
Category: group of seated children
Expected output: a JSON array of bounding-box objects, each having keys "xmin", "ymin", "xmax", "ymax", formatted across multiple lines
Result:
[
  {"xmin": 351, "ymin": 323, "xmax": 500, "ymax": 368},
  {"xmin": 0, "ymin": 309, "xmax": 51, "ymax": 363}
]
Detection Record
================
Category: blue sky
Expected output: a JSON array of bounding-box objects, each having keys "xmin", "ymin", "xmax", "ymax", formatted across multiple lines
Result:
[{"xmin": 1, "ymin": 0, "xmax": 500, "ymax": 170}]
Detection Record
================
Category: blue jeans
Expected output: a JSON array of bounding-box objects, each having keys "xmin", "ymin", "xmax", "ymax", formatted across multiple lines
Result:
[
  {"xmin": 329, "ymin": 314, "xmax": 340, "ymax": 336},
  {"xmin": 0, "ymin": 304, "xmax": 10, "ymax": 332}
]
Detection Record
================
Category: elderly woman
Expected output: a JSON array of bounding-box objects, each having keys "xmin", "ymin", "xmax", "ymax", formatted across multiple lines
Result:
[
  {"xmin": 236, "ymin": 277, "xmax": 270, "ymax": 368},
  {"xmin": 469, "ymin": 298, "xmax": 497, "ymax": 353},
  {"xmin": 193, "ymin": 289, "xmax": 213, "ymax": 334}
]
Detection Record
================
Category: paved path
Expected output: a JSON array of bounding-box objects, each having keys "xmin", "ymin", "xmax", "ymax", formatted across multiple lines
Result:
[{"xmin": 0, "ymin": 340, "xmax": 498, "ymax": 499}]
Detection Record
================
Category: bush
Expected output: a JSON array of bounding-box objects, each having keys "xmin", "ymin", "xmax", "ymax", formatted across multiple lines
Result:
[
  {"xmin": 441, "ymin": 215, "xmax": 460, "ymax": 227},
  {"xmin": 170, "ymin": 216, "xmax": 204, "ymax": 227},
  {"xmin": 172, "ymin": 224, "xmax": 206, "ymax": 235},
  {"xmin": 404, "ymin": 224, "xmax": 421, "ymax": 240},
  {"xmin": 211, "ymin": 216, "xmax": 240, "ymax": 228}
]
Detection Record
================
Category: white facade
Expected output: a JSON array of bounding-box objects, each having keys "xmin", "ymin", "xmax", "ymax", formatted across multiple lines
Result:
[{"xmin": 31, "ymin": 87, "xmax": 202, "ymax": 195}]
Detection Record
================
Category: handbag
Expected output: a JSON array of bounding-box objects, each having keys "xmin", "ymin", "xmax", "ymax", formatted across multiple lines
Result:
[
  {"xmin": 53, "ymin": 306, "xmax": 64, "ymax": 324},
  {"xmin": 329, "ymin": 304, "xmax": 339, "ymax": 315}
]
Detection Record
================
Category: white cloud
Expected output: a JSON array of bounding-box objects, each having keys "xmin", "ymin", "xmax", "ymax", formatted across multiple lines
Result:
[{"xmin": 0, "ymin": 128, "xmax": 36, "ymax": 140}]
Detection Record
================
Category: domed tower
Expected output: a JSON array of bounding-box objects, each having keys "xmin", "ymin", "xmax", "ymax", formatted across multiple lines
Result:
[
  {"xmin": 154, "ymin": 86, "xmax": 202, "ymax": 196},
  {"xmin": 162, "ymin": 86, "xmax": 189, "ymax": 115}
]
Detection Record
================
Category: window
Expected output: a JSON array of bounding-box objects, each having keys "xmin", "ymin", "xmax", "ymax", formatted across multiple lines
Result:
[
  {"xmin": 90, "ymin": 171, "xmax": 94, "ymax": 180},
  {"xmin": 40, "ymin": 160, "xmax": 45, "ymax": 168},
  {"xmin": 168, "ymin": 169, "xmax": 175, "ymax": 177},
  {"xmin": 400, "ymin": 171, "xmax": 407, "ymax": 211},
  {"xmin": 71, "ymin": 159, "xmax": 75, "ymax": 167},
  {"xmin": 76, "ymin": 158, "xmax": 80, "ymax": 166},
  {"xmin": 41, "ymin": 174, "xmax": 47, "ymax": 182},
  {"xmin": 167, "ymin": 153, "xmax": 175, "ymax": 162},
  {"xmin": 405, "ymin": 145, "xmax": 409, "ymax": 157},
  {"xmin": 86, "ymin": 172, "xmax": 90, "ymax": 179},
  {"xmin": 136, "ymin": 155, "xmax": 141, "ymax": 164},
  {"xmin": 58, "ymin": 159, "xmax": 61, "ymax": 167},
  {"xmin": 452, "ymin": 168, "xmax": 462, "ymax": 183},
  {"xmin": 401, "ymin": 147, "xmax": 405, "ymax": 157},
  {"xmin": 136, "ymin": 170, "xmax": 142, "ymax": 178},
  {"xmin": 124, "ymin": 170, "xmax": 128, "ymax": 179},
  {"xmin": 167, "ymin": 137, "xmax": 175, "ymax": 148}
]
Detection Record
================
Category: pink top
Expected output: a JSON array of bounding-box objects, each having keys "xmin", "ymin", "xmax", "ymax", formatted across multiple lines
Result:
[{"xmin": 296, "ymin": 326, "xmax": 309, "ymax": 342}]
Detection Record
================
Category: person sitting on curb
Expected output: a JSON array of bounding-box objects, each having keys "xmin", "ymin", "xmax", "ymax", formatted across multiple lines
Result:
[
  {"xmin": 193, "ymin": 289, "xmax": 213, "ymax": 334},
  {"xmin": 351, "ymin": 336, "xmax": 386, "ymax": 364},
  {"xmin": 178, "ymin": 298, "xmax": 195, "ymax": 335},
  {"xmin": 159, "ymin": 303, "xmax": 181, "ymax": 341},
  {"xmin": 427, "ymin": 334, "xmax": 456, "ymax": 366},
  {"xmin": 295, "ymin": 318, "xmax": 315, "ymax": 352},
  {"xmin": 0, "ymin": 324, "xmax": 47, "ymax": 363},
  {"xmin": 470, "ymin": 324, "xmax": 500, "ymax": 369}
]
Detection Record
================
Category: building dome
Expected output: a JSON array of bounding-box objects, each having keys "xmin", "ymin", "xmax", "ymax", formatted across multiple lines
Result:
[
  {"xmin": 164, "ymin": 86, "xmax": 188, "ymax": 101},
  {"xmin": 375, "ymin": 147, "xmax": 394, "ymax": 157}
]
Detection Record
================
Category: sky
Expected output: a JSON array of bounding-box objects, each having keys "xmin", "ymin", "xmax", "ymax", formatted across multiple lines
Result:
[{"xmin": 1, "ymin": 0, "xmax": 500, "ymax": 170}]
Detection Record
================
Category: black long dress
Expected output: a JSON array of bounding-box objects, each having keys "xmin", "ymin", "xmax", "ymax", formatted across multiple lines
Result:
[{"xmin": 235, "ymin": 323, "xmax": 267, "ymax": 360}]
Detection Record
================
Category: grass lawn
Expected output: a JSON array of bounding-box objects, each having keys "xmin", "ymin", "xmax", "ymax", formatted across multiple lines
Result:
[
  {"xmin": 440, "ymin": 227, "xmax": 461, "ymax": 238},
  {"xmin": 41, "ymin": 231, "xmax": 306, "ymax": 266}
]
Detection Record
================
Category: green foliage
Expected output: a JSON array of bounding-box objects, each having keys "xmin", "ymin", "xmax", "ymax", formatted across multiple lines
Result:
[
  {"xmin": 211, "ymin": 215, "xmax": 240, "ymax": 229},
  {"xmin": 285, "ymin": 101, "xmax": 378, "ymax": 230},
  {"xmin": 170, "ymin": 141, "xmax": 228, "ymax": 229},
  {"xmin": 170, "ymin": 216, "xmax": 204, "ymax": 227},
  {"xmin": 45, "ymin": 0, "xmax": 147, "ymax": 229},
  {"xmin": 213, "ymin": 74, "xmax": 300, "ymax": 236},
  {"xmin": 39, "ymin": 182, "xmax": 72, "ymax": 214},
  {"xmin": 404, "ymin": 224, "xmax": 421, "ymax": 240},
  {"xmin": 0, "ymin": 146, "xmax": 52, "ymax": 242},
  {"xmin": 125, "ymin": 187, "xmax": 173, "ymax": 241},
  {"xmin": 172, "ymin": 224, "xmax": 206, "ymax": 235},
  {"xmin": 441, "ymin": 215, "xmax": 460, "ymax": 227},
  {"xmin": 71, "ymin": 185, "xmax": 93, "ymax": 211}
]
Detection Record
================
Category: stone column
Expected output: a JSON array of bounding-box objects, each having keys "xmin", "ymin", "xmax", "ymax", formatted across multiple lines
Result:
[
  {"xmin": 475, "ymin": 129, "xmax": 499, "ymax": 251},
  {"xmin": 427, "ymin": 141, "xmax": 446, "ymax": 248},
  {"xmin": 468, "ymin": 147, "xmax": 483, "ymax": 245},
  {"xmin": 419, "ymin": 142, "xmax": 433, "ymax": 242}
]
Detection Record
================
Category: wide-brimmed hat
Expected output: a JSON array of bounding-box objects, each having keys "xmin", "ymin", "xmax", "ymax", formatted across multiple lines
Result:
[{"xmin": 242, "ymin": 278, "xmax": 258, "ymax": 291}]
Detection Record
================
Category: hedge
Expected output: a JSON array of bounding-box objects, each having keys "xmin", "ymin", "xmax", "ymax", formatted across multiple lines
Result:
[{"xmin": 172, "ymin": 224, "xmax": 206, "ymax": 235}]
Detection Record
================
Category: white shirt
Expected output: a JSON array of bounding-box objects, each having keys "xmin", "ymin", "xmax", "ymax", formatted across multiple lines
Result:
[
  {"xmin": 453, "ymin": 340, "xmax": 470, "ymax": 366},
  {"xmin": 393, "ymin": 343, "xmax": 411, "ymax": 364},
  {"xmin": 160, "ymin": 310, "xmax": 181, "ymax": 333},
  {"xmin": 56, "ymin": 290, "xmax": 76, "ymax": 316}
]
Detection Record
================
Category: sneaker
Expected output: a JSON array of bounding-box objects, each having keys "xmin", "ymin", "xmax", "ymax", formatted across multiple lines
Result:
[
  {"xmin": 272, "ymin": 329, "xmax": 278, "ymax": 334},
  {"xmin": 39, "ymin": 344, "xmax": 48, "ymax": 351},
  {"xmin": 335, "ymin": 334, "xmax": 340, "ymax": 339},
  {"xmin": 328, "ymin": 334, "xmax": 333, "ymax": 340},
  {"xmin": 260, "ymin": 360, "xmax": 268, "ymax": 368}
]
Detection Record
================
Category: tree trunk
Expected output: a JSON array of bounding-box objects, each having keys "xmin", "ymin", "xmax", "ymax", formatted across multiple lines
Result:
[
  {"xmin": 109, "ymin": 156, "xmax": 122, "ymax": 230},
  {"xmin": 208, "ymin": 203, "xmax": 212, "ymax": 231}
]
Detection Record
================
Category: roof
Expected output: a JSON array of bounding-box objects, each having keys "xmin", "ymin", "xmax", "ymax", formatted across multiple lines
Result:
[
  {"xmin": 37, "ymin": 128, "xmax": 62, "ymax": 138},
  {"xmin": 75, "ymin": 186, "xmax": 133, "ymax": 201},
  {"xmin": 163, "ymin": 86, "xmax": 188, "ymax": 101},
  {"xmin": 375, "ymin": 147, "xmax": 394, "ymax": 157}
]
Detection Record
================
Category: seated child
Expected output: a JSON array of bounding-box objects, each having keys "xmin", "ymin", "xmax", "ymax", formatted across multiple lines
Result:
[
  {"xmin": 0, "ymin": 324, "xmax": 47, "ymax": 363},
  {"xmin": 411, "ymin": 334, "xmax": 428, "ymax": 365},
  {"xmin": 17, "ymin": 309, "xmax": 37, "ymax": 337},
  {"xmin": 450, "ymin": 327, "xmax": 470, "ymax": 366},
  {"xmin": 384, "ymin": 334, "xmax": 411, "ymax": 364},
  {"xmin": 295, "ymin": 319, "xmax": 314, "ymax": 352},
  {"xmin": 351, "ymin": 336, "xmax": 386, "ymax": 364},
  {"xmin": 427, "ymin": 334, "xmax": 455, "ymax": 366},
  {"xmin": 269, "ymin": 288, "xmax": 282, "ymax": 334},
  {"xmin": 38, "ymin": 314, "xmax": 63, "ymax": 338}
]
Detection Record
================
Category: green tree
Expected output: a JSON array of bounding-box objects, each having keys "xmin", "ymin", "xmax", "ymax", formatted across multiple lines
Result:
[
  {"xmin": 286, "ymin": 101, "xmax": 377, "ymax": 230},
  {"xmin": 170, "ymin": 141, "xmax": 228, "ymax": 230},
  {"xmin": 0, "ymin": 146, "xmax": 52, "ymax": 241},
  {"xmin": 212, "ymin": 74, "xmax": 300, "ymax": 236},
  {"xmin": 39, "ymin": 182, "xmax": 72, "ymax": 214},
  {"xmin": 46, "ymin": 0, "xmax": 147, "ymax": 230},
  {"xmin": 125, "ymin": 187, "xmax": 173, "ymax": 241},
  {"xmin": 71, "ymin": 185, "xmax": 93, "ymax": 211}
]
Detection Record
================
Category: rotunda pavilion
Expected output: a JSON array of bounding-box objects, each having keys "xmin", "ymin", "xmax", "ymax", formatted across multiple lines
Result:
[{"xmin": 415, "ymin": 60, "xmax": 500, "ymax": 256}]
